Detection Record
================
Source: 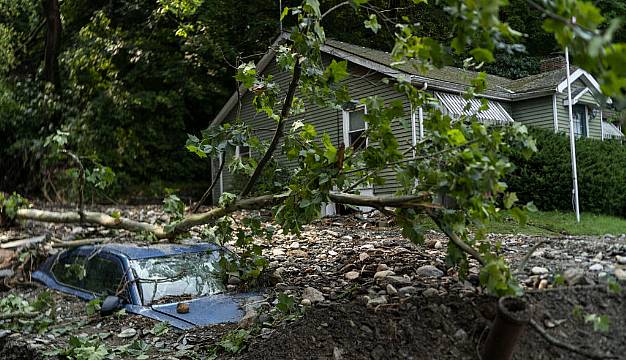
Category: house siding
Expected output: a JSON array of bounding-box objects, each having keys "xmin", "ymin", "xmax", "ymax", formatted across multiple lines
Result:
[
  {"xmin": 511, "ymin": 97, "xmax": 554, "ymax": 130},
  {"xmin": 555, "ymin": 86, "xmax": 602, "ymax": 140},
  {"xmin": 215, "ymin": 57, "xmax": 416, "ymax": 201}
]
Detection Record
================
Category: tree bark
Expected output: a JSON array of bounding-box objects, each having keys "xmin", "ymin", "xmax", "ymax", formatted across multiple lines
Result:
[
  {"xmin": 43, "ymin": 0, "xmax": 62, "ymax": 89},
  {"xmin": 191, "ymin": 152, "xmax": 225, "ymax": 213},
  {"xmin": 239, "ymin": 59, "xmax": 302, "ymax": 197}
]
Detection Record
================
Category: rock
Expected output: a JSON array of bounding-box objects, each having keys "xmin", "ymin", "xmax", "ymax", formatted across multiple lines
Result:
[
  {"xmin": 398, "ymin": 286, "xmax": 419, "ymax": 297},
  {"xmin": 366, "ymin": 295, "xmax": 387, "ymax": 308},
  {"xmin": 117, "ymin": 328, "xmax": 137, "ymax": 338},
  {"xmin": 272, "ymin": 248, "xmax": 286, "ymax": 256},
  {"xmin": 374, "ymin": 270, "xmax": 395, "ymax": 279},
  {"xmin": 238, "ymin": 309, "xmax": 258, "ymax": 329},
  {"xmin": 289, "ymin": 249, "xmax": 307, "ymax": 257},
  {"xmin": 531, "ymin": 266, "xmax": 549, "ymax": 275},
  {"xmin": 589, "ymin": 263, "xmax": 603, "ymax": 272},
  {"xmin": 227, "ymin": 285, "xmax": 237, "ymax": 291},
  {"xmin": 328, "ymin": 250, "xmax": 338, "ymax": 256},
  {"xmin": 563, "ymin": 268, "xmax": 586, "ymax": 285},
  {"xmin": 176, "ymin": 303, "xmax": 190, "ymax": 314},
  {"xmin": 0, "ymin": 330, "xmax": 10, "ymax": 339},
  {"xmin": 376, "ymin": 264, "xmax": 390, "ymax": 272},
  {"xmin": 386, "ymin": 284, "xmax": 398, "ymax": 296},
  {"xmin": 538, "ymin": 279, "xmax": 549, "ymax": 289},
  {"xmin": 228, "ymin": 275, "xmax": 241, "ymax": 285},
  {"xmin": 616, "ymin": 255, "xmax": 626, "ymax": 265},
  {"xmin": 434, "ymin": 241, "xmax": 444, "ymax": 249},
  {"xmin": 614, "ymin": 268, "xmax": 626, "ymax": 281},
  {"xmin": 289, "ymin": 241, "xmax": 300, "ymax": 249},
  {"xmin": 453, "ymin": 329, "xmax": 467, "ymax": 341},
  {"xmin": 359, "ymin": 252, "xmax": 369, "ymax": 261},
  {"xmin": 333, "ymin": 346, "xmax": 344, "ymax": 360},
  {"xmin": 416, "ymin": 265, "xmax": 444, "ymax": 278},
  {"xmin": 345, "ymin": 271, "xmax": 360, "ymax": 280},
  {"xmin": 422, "ymin": 288, "xmax": 439, "ymax": 297},
  {"xmin": 300, "ymin": 299, "xmax": 312, "ymax": 306},
  {"xmin": 302, "ymin": 287, "xmax": 325, "ymax": 303},
  {"xmin": 384, "ymin": 275, "xmax": 411, "ymax": 287}
]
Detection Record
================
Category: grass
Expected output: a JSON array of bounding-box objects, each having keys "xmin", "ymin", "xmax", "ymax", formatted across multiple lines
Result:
[
  {"xmin": 489, "ymin": 210, "xmax": 626, "ymax": 236},
  {"xmin": 418, "ymin": 210, "xmax": 626, "ymax": 237}
]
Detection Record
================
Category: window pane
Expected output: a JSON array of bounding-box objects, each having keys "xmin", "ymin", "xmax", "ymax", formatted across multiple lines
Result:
[
  {"xmin": 349, "ymin": 110, "xmax": 366, "ymax": 131},
  {"xmin": 83, "ymin": 257, "xmax": 125, "ymax": 296},
  {"xmin": 239, "ymin": 145, "xmax": 250, "ymax": 158},
  {"xmin": 350, "ymin": 131, "xmax": 367, "ymax": 150},
  {"xmin": 52, "ymin": 255, "xmax": 86, "ymax": 288}
]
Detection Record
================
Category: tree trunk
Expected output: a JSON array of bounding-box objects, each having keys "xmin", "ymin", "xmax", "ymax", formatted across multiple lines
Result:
[{"xmin": 43, "ymin": 0, "xmax": 62, "ymax": 89}]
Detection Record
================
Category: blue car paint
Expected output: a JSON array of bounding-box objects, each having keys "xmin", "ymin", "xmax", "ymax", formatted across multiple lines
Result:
[{"xmin": 32, "ymin": 243, "xmax": 252, "ymax": 330}]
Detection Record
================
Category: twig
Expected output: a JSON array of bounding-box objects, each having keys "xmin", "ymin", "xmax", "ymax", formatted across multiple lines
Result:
[
  {"xmin": 61, "ymin": 150, "xmax": 85, "ymax": 223},
  {"xmin": 516, "ymin": 240, "xmax": 548, "ymax": 273},
  {"xmin": 191, "ymin": 152, "xmax": 226, "ymax": 213},
  {"xmin": 321, "ymin": 1, "xmax": 350, "ymax": 19},
  {"xmin": 50, "ymin": 237, "xmax": 111, "ymax": 248},
  {"xmin": 427, "ymin": 209, "xmax": 486, "ymax": 266},
  {"xmin": 0, "ymin": 311, "xmax": 40, "ymax": 320},
  {"xmin": 529, "ymin": 319, "xmax": 616, "ymax": 359}
]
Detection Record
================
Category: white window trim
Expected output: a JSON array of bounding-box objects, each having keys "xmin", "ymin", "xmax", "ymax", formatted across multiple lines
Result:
[
  {"xmin": 235, "ymin": 145, "xmax": 250, "ymax": 158},
  {"xmin": 584, "ymin": 106, "xmax": 590, "ymax": 138},
  {"xmin": 410, "ymin": 105, "xmax": 424, "ymax": 157},
  {"xmin": 600, "ymin": 109, "xmax": 604, "ymax": 140},
  {"xmin": 342, "ymin": 104, "xmax": 368, "ymax": 148}
]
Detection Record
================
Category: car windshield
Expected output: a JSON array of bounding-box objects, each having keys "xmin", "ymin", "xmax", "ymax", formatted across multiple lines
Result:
[{"xmin": 129, "ymin": 252, "xmax": 225, "ymax": 305}]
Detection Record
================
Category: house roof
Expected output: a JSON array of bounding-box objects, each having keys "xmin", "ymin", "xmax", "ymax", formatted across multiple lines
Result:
[
  {"xmin": 211, "ymin": 33, "xmax": 609, "ymax": 126},
  {"xmin": 602, "ymin": 121, "xmax": 624, "ymax": 139}
]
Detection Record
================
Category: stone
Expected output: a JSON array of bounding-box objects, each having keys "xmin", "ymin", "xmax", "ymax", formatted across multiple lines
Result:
[
  {"xmin": 398, "ymin": 286, "xmax": 419, "ymax": 297},
  {"xmin": 289, "ymin": 241, "xmax": 301, "ymax": 249},
  {"xmin": 117, "ymin": 328, "xmax": 137, "ymax": 338},
  {"xmin": 302, "ymin": 287, "xmax": 325, "ymax": 303},
  {"xmin": 386, "ymin": 284, "xmax": 398, "ymax": 296},
  {"xmin": 422, "ymin": 288, "xmax": 439, "ymax": 297},
  {"xmin": 589, "ymin": 263, "xmax": 603, "ymax": 272},
  {"xmin": 538, "ymin": 279, "xmax": 549, "ymax": 289},
  {"xmin": 366, "ymin": 295, "xmax": 388, "ymax": 308},
  {"xmin": 614, "ymin": 268, "xmax": 626, "ymax": 281},
  {"xmin": 434, "ymin": 241, "xmax": 444, "ymax": 249},
  {"xmin": 345, "ymin": 271, "xmax": 360, "ymax": 280},
  {"xmin": 238, "ymin": 309, "xmax": 258, "ymax": 329},
  {"xmin": 531, "ymin": 266, "xmax": 549, "ymax": 275},
  {"xmin": 328, "ymin": 250, "xmax": 338, "ymax": 256},
  {"xmin": 333, "ymin": 346, "xmax": 344, "ymax": 360},
  {"xmin": 384, "ymin": 275, "xmax": 411, "ymax": 287},
  {"xmin": 416, "ymin": 265, "xmax": 444, "ymax": 278},
  {"xmin": 376, "ymin": 264, "xmax": 390, "ymax": 272},
  {"xmin": 374, "ymin": 270, "xmax": 395, "ymax": 279},
  {"xmin": 228, "ymin": 275, "xmax": 241, "ymax": 285},
  {"xmin": 563, "ymin": 268, "xmax": 586, "ymax": 285},
  {"xmin": 300, "ymin": 298, "xmax": 312, "ymax": 306},
  {"xmin": 272, "ymin": 248, "xmax": 286, "ymax": 256},
  {"xmin": 453, "ymin": 329, "xmax": 467, "ymax": 341},
  {"xmin": 616, "ymin": 255, "xmax": 626, "ymax": 265},
  {"xmin": 359, "ymin": 252, "xmax": 369, "ymax": 261},
  {"xmin": 288, "ymin": 249, "xmax": 307, "ymax": 257},
  {"xmin": 176, "ymin": 303, "xmax": 190, "ymax": 314}
]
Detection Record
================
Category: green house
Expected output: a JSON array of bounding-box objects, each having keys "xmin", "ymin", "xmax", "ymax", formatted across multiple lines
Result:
[{"xmin": 209, "ymin": 34, "xmax": 623, "ymax": 204}]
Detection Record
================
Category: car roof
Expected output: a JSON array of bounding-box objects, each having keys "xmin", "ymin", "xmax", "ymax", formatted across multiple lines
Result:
[{"xmin": 73, "ymin": 242, "xmax": 221, "ymax": 260}]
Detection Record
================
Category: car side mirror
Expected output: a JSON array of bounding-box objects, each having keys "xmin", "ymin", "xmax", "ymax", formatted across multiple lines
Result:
[{"xmin": 100, "ymin": 295, "xmax": 123, "ymax": 316}]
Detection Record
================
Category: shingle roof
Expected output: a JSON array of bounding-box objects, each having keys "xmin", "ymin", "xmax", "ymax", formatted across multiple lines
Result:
[{"xmin": 324, "ymin": 38, "xmax": 572, "ymax": 100}]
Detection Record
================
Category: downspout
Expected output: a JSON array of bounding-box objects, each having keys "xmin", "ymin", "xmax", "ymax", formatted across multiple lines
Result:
[
  {"xmin": 552, "ymin": 93, "xmax": 559, "ymax": 133},
  {"xmin": 419, "ymin": 106, "xmax": 424, "ymax": 140}
]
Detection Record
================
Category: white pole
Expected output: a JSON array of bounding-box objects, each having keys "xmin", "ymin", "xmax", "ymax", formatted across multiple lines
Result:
[{"xmin": 565, "ymin": 47, "xmax": 581, "ymax": 223}]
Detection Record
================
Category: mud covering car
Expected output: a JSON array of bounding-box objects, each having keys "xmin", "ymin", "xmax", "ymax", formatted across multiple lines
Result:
[{"xmin": 32, "ymin": 243, "xmax": 255, "ymax": 329}]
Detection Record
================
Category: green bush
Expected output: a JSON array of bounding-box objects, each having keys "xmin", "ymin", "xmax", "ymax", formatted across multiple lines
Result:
[{"xmin": 508, "ymin": 128, "xmax": 626, "ymax": 217}]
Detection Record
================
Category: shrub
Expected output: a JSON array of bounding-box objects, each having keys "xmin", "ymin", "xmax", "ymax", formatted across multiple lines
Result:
[{"xmin": 508, "ymin": 128, "xmax": 626, "ymax": 217}]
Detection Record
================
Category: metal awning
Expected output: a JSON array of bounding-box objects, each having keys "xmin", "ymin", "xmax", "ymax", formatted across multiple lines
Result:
[
  {"xmin": 435, "ymin": 92, "xmax": 514, "ymax": 124},
  {"xmin": 602, "ymin": 121, "xmax": 624, "ymax": 139}
]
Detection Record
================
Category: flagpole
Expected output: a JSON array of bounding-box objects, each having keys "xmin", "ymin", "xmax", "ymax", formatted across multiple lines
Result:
[{"xmin": 565, "ymin": 47, "xmax": 581, "ymax": 223}]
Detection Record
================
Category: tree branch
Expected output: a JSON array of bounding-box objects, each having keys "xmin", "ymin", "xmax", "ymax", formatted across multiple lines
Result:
[
  {"xmin": 427, "ymin": 209, "xmax": 486, "ymax": 266},
  {"xmin": 191, "ymin": 152, "xmax": 225, "ymax": 213},
  {"xmin": 61, "ymin": 150, "xmax": 85, "ymax": 222},
  {"xmin": 530, "ymin": 319, "xmax": 616, "ymax": 359},
  {"xmin": 239, "ymin": 58, "xmax": 302, "ymax": 197}
]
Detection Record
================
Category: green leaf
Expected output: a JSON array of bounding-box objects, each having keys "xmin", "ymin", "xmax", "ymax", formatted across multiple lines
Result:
[
  {"xmin": 304, "ymin": 0, "xmax": 321, "ymax": 18},
  {"xmin": 280, "ymin": 6, "xmax": 289, "ymax": 21},
  {"xmin": 503, "ymin": 192, "xmax": 518, "ymax": 209},
  {"xmin": 364, "ymin": 14, "xmax": 381, "ymax": 34},
  {"xmin": 322, "ymin": 133, "xmax": 337, "ymax": 163},
  {"xmin": 469, "ymin": 48, "xmax": 494, "ymax": 63},
  {"xmin": 323, "ymin": 60, "xmax": 349, "ymax": 84},
  {"xmin": 446, "ymin": 129, "xmax": 466, "ymax": 145}
]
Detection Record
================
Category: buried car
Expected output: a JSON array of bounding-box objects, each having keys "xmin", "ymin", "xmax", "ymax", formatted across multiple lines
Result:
[{"xmin": 32, "ymin": 242, "xmax": 256, "ymax": 329}]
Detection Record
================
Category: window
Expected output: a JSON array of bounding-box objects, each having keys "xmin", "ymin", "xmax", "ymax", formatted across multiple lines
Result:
[
  {"xmin": 51, "ymin": 254, "xmax": 125, "ymax": 296},
  {"xmin": 236, "ymin": 145, "xmax": 250, "ymax": 159},
  {"xmin": 343, "ymin": 107, "xmax": 367, "ymax": 150},
  {"xmin": 83, "ymin": 256, "xmax": 125, "ymax": 296},
  {"xmin": 52, "ymin": 254, "xmax": 86, "ymax": 289},
  {"xmin": 573, "ymin": 105, "xmax": 587, "ymax": 137}
]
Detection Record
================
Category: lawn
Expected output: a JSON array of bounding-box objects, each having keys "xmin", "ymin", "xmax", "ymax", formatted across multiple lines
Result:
[
  {"xmin": 417, "ymin": 210, "xmax": 626, "ymax": 237},
  {"xmin": 489, "ymin": 210, "xmax": 626, "ymax": 236}
]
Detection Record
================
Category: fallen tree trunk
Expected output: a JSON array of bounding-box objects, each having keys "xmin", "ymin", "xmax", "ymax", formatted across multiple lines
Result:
[{"xmin": 15, "ymin": 192, "xmax": 433, "ymax": 240}]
